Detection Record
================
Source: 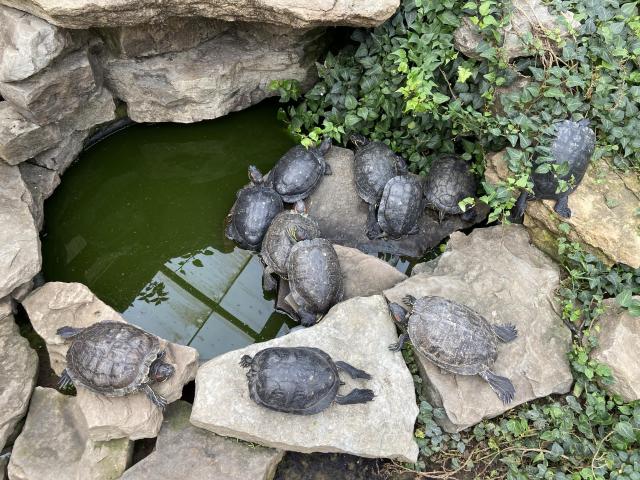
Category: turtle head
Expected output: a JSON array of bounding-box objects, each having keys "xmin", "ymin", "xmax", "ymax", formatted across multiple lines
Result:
[
  {"xmin": 248, "ymin": 165, "xmax": 263, "ymax": 185},
  {"xmin": 149, "ymin": 359, "xmax": 175, "ymax": 383},
  {"xmin": 293, "ymin": 200, "xmax": 307, "ymax": 215},
  {"xmin": 317, "ymin": 137, "xmax": 332, "ymax": 155},
  {"xmin": 388, "ymin": 302, "xmax": 408, "ymax": 325}
]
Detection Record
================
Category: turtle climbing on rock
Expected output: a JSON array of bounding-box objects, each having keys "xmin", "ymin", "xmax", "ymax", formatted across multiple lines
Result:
[
  {"xmin": 225, "ymin": 165, "xmax": 283, "ymax": 251},
  {"xmin": 514, "ymin": 119, "xmax": 596, "ymax": 219},
  {"xmin": 388, "ymin": 295, "xmax": 518, "ymax": 404},
  {"xmin": 369, "ymin": 174, "xmax": 424, "ymax": 239},
  {"xmin": 240, "ymin": 346, "xmax": 374, "ymax": 415},
  {"xmin": 56, "ymin": 321, "xmax": 175, "ymax": 408},
  {"xmin": 260, "ymin": 200, "xmax": 322, "ymax": 292},
  {"xmin": 267, "ymin": 138, "xmax": 333, "ymax": 203},
  {"xmin": 424, "ymin": 155, "xmax": 478, "ymax": 222},
  {"xmin": 350, "ymin": 134, "xmax": 408, "ymax": 237}
]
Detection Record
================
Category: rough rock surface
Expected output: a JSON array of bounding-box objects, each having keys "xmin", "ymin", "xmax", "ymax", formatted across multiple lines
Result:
[
  {"xmin": 7, "ymin": 387, "xmax": 132, "ymax": 480},
  {"xmin": 385, "ymin": 225, "xmax": 573, "ymax": 432},
  {"xmin": 0, "ymin": 162, "xmax": 40, "ymax": 299},
  {"xmin": 22, "ymin": 282, "xmax": 199, "ymax": 441},
  {"xmin": 592, "ymin": 298, "xmax": 640, "ymax": 402},
  {"xmin": 307, "ymin": 147, "xmax": 488, "ymax": 257},
  {"xmin": 104, "ymin": 26, "xmax": 319, "ymax": 123},
  {"xmin": 19, "ymin": 162, "xmax": 60, "ymax": 230},
  {"xmin": 191, "ymin": 295, "xmax": 419, "ymax": 462},
  {"xmin": 485, "ymin": 150, "xmax": 640, "ymax": 268},
  {"xmin": 121, "ymin": 401, "xmax": 284, "ymax": 480},
  {"xmin": 0, "ymin": 5, "xmax": 70, "ymax": 82},
  {"xmin": 0, "ymin": 102, "xmax": 59, "ymax": 165},
  {"xmin": 454, "ymin": 0, "xmax": 577, "ymax": 60},
  {"xmin": 0, "ymin": 454, "xmax": 7, "ymax": 480},
  {"xmin": 0, "ymin": 0, "xmax": 399, "ymax": 29},
  {"xmin": 0, "ymin": 300, "xmax": 38, "ymax": 452}
]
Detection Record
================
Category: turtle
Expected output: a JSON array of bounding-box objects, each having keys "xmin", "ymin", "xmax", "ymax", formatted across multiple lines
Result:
[
  {"xmin": 225, "ymin": 165, "xmax": 284, "ymax": 251},
  {"xmin": 388, "ymin": 295, "xmax": 518, "ymax": 404},
  {"xmin": 266, "ymin": 138, "xmax": 333, "ymax": 203},
  {"xmin": 285, "ymin": 229, "xmax": 343, "ymax": 326},
  {"xmin": 423, "ymin": 155, "xmax": 478, "ymax": 222},
  {"xmin": 514, "ymin": 119, "xmax": 595, "ymax": 219},
  {"xmin": 368, "ymin": 175, "xmax": 424, "ymax": 239},
  {"xmin": 350, "ymin": 134, "xmax": 408, "ymax": 237},
  {"xmin": 240, "ymin": 346, "xmax": 375, "ymax": 415},
  {"xmin": 260, "ymin": 200, "xmax": 322, "ymax": 292},
  {"xmin": 56, "ymin": 321, "xmax": 175, "ymax": 409}
]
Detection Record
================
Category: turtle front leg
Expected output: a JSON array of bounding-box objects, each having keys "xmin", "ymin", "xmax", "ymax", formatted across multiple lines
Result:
[
  {"xmin": 262, "ymin": 267, "xmax": 278, "ymax": 293},
  {"xmin": 57, "ymin": 369, "xmax": 74, "ymax": 390},
  {"xmin": 553, "ymin": 194, "xmax": 571, "ymax": 218},
  {"xmin": 141, "ymin": 384, "xmax": 168, "ymax": 409},
  {"xmin": 365, "ymin": 204, "xmax": 382, "ymax": 239},
  {"xmin": 323, "ymin": 162, "xmax": 333, "ymax": 175},
  {"xmin": 493, "ymin": 324, "xmax": 518, "ymax": 343},
  {"xmin": 388, "ymin": 332, "xmax": 409, "ymax": 352},
  {"xmin": 298, "ymin": 308, "xmax": 319, "ymax": 327}
]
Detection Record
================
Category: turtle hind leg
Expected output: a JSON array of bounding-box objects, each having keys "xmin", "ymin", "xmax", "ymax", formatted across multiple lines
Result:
[
  {"xmin": 335, "ymin": 361, "xmax": 372, "ymax": 380},
  {"xmin": 142, "ymin": 384, "xmax": 167, "ymax": 409},
  {"xmin": 57, "ymin": 369, "xmax": 74, "ymax": 390},
  {"xmin": 479, "ymin": 370, "xmax": 515, "ymax": 404},
  {"xmin": 494, "ymin": 324, "xmax": 518, "ymax": 343},
  {"xmin": 553, "ymin": 195, "xmax": 571, "ymax": 218},
  {"xmin": 56, "ymin": 326, "xmax": 84, "ymax": 339},
  {"xmin": 298, "ymin": 309, "xmax": 319, "ymax": 327},
  {"xmin": 335, "ymin": 388, "xmax": 375, "ymax": 405}
]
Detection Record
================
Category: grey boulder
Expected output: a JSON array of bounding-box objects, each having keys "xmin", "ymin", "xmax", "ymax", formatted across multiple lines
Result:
[{"xmin": 19, "ymin": 162, "xmax": 60, "ymax": 230}]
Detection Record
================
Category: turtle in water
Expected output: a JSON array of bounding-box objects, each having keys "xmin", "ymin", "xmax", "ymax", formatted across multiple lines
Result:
[
  {"xmin": 350, "ymin": 134, "xmax": 408, "ymax": 237},
  {"xmin": 267, "ymin": 138, "xmax": 333, "ymax": 203},
  {"xmin": 368, "ymin": 175, "xmax": 423, "ymax": 239},
  {"xmin": 286, "ymin": 229, "xmax": 343, "ymax": 326},
  {"xmin": 514, "ymin": 119, "xmax": 595, "ymax": 219},
  {"xmin": 56, "ymin": 321, "xmax": 175, "ymax": 408},
  {"xmin": 225, "ymin": 165, "xmax": 284, "ymax": 251},
  {"xmin": 388, "ymin": 295, "xmax": 517, "ymax": 404},
  {"xmin": 240, "ymin": 346, "xmax": 374, "ymax": 415},
  {"xmin": 260, "ymin": 200, "xmax": 322, "ymax": 292},
  {"xmin": 424, "ymin": 155, "xmax": 478, "ymax": 222}
]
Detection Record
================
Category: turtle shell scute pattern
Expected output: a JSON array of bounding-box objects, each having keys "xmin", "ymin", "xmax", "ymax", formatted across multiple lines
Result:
[
  {"xmin": 378, "ymin": 175, "xmax": 423, "ymax": 238},
  {"xmin": 424, "ymin": 155, "xmax": 477, "ymax": 215},
  {"xmin": 270, "ymin": 146, "xmax": 326, "ymax": 202},
  {"xmin": 353, "ymin": 142, "xmax": 400, "ymax": 205},
  {"xmin": 227, "ymin": 185, "xmax": 284, "ymax": 250}
]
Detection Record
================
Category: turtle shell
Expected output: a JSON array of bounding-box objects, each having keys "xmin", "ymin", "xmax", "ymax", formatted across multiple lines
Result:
[
  {"xmin": 354, "ymin": 141, "xmax": 403, "ymax": 205},
  {"xmin": 407, "ymin": 296, "xmax": 497, "ymax": 376},
  {"xmin": 532, "ymin": 120, "xmax": 596, "ymax": 199},
  {"xmin": 261, "ymin": 211, "xmax": 322, "ymax": 278},
  {"xmin": 245, "ymin": 346, "xmax": 340, "ymax": 414},
  {"xmin": 65, "ymin": 321, "xmax": 161, "ymax": 396},
  {"xmin": 377, "ymin": 175, "xmax": 423, "ymax": 238},
  {"xmin": 287, "ymin": 238, "xmax": 343, "ymax": 315},
  {"xmin": 269, "ymin": 145, "xmax": 327, "ymax": 203},
  {"xmin": 424, "ymin": 155, "xmax": 477, "ymax": 215},
  {"xmin": 226, "ymin": 184, "xmax": 283, "ymax": 251}
]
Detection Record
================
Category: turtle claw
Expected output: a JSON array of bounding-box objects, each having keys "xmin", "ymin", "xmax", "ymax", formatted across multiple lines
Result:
[
  {"xmin": 239, "ymin": 355, "xmax": 253, "ymax": 368},
  {"xmin": 142, "ymin": 384, "xmax": 168, "ymax": 409}
]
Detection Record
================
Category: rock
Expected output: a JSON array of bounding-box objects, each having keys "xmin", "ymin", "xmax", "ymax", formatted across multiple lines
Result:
[
  {"xmin": 121, "ymin": 401, "xmax": 284, "ymax": 480},
  {"xmin": 22, "ymin": 282, "xmax": 199, "ymax": 441},
  {"xmin": 9, "ymin": 280, "xmax": 34, "ymax": 302},
  {"xmin": 0, "ymin": 299, "xmax": 38, "ymax": 451},
  {"xmin": 101, "ymin": 17, "xmax": 229, "ymax": 57},
  {"xmin": 485, "ymin": 150, "xmax": 640, "ymax": 268},
  {"xmin": 0, "ymin": 162, "xmax": 40, "ymax": 299},
  {"xmin": 493, "ymin": 73, "xmax": 531, "ymax": 116},
  {"xmin": 0, "ymin": 453, "xmax": 8, "ymax": 480},
  {"xmin": 191, "ymin": 295, "xmax": 419, "ymax": 462},
  {"xmin": 104, "ymin": 26, "xmax": 319, "ymax": 123},
  {"xmin": 0, "ymin": 5, "xmax": 71, "ymax": 82},
  {"xmin": 0, "ymin": 0, "xmax": 399, "ymax": 29},
  {"xmin": 454, "ymin": 0, "xmax": 577, "ymax": 60},
  {"xmin": 19, "ymin": 162, "xmax": 60, "ymax": 230},
  {"xmin": 7, "ymin": 387, "xmax": 132, "ymax": 480},
  {"xmin": 0, "ymin": 48, "xmax": 100, "ymax": 125},
  {"xmin": 0, "ymin": 102, "xmax": 59, "ymax": 165},
  {"xmin": 307, "ymin": 147, "xmax": 488, "ymax": 257},
  {"xmin": 384, "ymin": 225, "xmax": 573, "ymax": 432},
  {"xmin": 591, "ymin": 298, "xmax": 640, "ymax": 402},
  {"xmin": 31, "ymin": 130, "xmax": 86, "ymax": 173}
]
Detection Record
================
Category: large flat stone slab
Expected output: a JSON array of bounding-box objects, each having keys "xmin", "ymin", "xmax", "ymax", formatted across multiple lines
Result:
[
  {"xmin": 7, "ymin": 387, "xmax": 131, "ymax": 480},
  {"xmin": 22, "ymin": 282, "xmax": 199, "ymax": 441},
  {"xmin": 0, "ymin": 300, "xmax": 38, "ymax": 451},
  {"xmin": 121, "ymin": 401, "xmax": 283, "ymax": 480},
  {"xmin": 191, "ymin": 295, "xmax": 419, "ymax": 462},
  {"xmin": 385, "ymin": 225, "xmax": 573, "ymax": 432}
]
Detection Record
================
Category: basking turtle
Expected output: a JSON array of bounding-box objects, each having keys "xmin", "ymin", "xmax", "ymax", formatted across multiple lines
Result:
[
  {"xmin": 240, "ymin": 346, "xmax": 374, "ymax": 415},
  {"xmin": 424, "ymin": 155, "xmax": 478, "ymax": 222},
  {"xmin": 225, "ymin": 165, "xmax": 283, "ymax": 251},
  {"xmin": 267, "ymin": 138, "xmax": 332, "ymax": 203},
  {"xmin": 56, "ymin": 321, "xmax": 175, "ymax": 408},
  {"xmin": 388, "ymin": 295, "xmax": 517, "ymax": 404},
  {"xmin": 514, "ymin": 119, "xmax": 595, "ymax": 219},
  {"xmin": 260, "ymin": 200, "xmax": 322, "ymax": 292},
  {"xmin": 369, "ymin": 175, "xmax": 423, "ymax": 239},
  {"xmin": 350, "ymin": 134, "xmax": 408, "ymax": 236},
  {"xmin": 286, "ymin": 230, "xmax": 343, "ymax": 326}
]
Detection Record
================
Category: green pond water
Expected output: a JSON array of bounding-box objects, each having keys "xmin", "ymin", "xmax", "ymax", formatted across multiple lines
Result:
[{"xmin": 42, "ymin": 102, "xmax": 300, "ymax": 360}]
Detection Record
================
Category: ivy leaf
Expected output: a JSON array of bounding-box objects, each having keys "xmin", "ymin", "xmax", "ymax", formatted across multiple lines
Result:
[
  {"xmin": 614, "ymin": 421, "xmax": 636, "ymax": 441},
  {"xmin": 192, "ymin": 259, "xmax": 204, "ymax": 268},
  {"xmin": 457, "ymin": 66, "xmax": 474, "ymax": 84},
  {"xmin": 616, "ymin": 289, "xmax": 633, "ymax": 308}
]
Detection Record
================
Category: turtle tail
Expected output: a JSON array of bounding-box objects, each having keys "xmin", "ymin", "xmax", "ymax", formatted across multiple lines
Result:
[{"xmin": 335, "ymin": 388, "xmax": 375, "ymax": 406}]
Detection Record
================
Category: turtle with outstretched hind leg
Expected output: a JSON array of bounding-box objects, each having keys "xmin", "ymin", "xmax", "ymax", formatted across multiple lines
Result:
[{"xmin": 388, "ymin": 295, "xmax": 517, "ymax": 404}]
